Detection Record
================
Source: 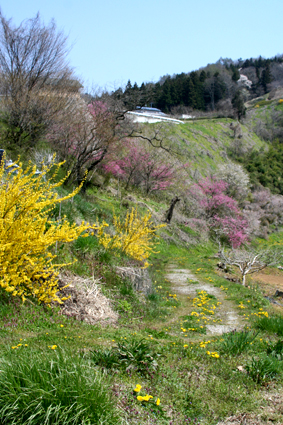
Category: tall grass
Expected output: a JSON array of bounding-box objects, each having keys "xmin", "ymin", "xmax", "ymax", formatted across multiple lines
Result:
[
  {"xmin": 219, "ymin": 330, "xmax": 259, "ymax": 356},
  {"xmin": 0, "ymin": 349, "xmax": 122, "ymax": 425},
  {"xmin": 254, "ymin": 315, "xmax": 283, "ymax": 336}
]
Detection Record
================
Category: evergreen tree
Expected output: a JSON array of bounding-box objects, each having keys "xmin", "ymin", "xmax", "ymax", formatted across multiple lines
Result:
[{"xmin": 232, "ymin": 90, "xmax": 246, "ymax": 120}]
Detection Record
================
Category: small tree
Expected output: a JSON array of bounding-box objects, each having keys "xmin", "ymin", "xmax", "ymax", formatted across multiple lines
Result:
[
  {"xmin": 219, "ymin": 246, "xmax": 283, "ymax": 286},
  {"xmin": 0, "ymin": 159, "xmax": 91, "ymax": 304},
  {"xmin": 48, "ymin": 100, "xmax": 123, "ymax": 187},
  {"xmin": 104, "ymin": 139, "xmax": 180, "ymax": 194},
  {"xmin": 232, "ymin": 90, "xmax": 246, "ymax": 120},
  {"xmin": 190, "ymin": 178, "xmax": 249, "ymax": 247}
]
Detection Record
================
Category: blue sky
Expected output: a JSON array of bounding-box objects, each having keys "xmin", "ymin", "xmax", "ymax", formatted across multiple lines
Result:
[{"xmin": 1, "ymin": 0, "xmax": 283, "ymax": 92}]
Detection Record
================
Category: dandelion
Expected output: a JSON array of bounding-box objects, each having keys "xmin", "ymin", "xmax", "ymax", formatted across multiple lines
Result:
[{"xmin": 134, "ymin": 384, "xmax": 142, "ymax": 393}]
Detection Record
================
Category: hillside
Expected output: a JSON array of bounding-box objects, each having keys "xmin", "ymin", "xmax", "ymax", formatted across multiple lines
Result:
[
  {"xmin": 1, "ymin": 111, "xmax": 283, "ymax": 424},
  {"xmin": 1, "ymin": 11, "xmax": 283, "ymax": 424}
]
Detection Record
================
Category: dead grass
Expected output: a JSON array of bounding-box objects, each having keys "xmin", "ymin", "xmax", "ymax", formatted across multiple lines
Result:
[{"xmin": 58, "ymin": 272, "xmax": 119, "ymax": 325}]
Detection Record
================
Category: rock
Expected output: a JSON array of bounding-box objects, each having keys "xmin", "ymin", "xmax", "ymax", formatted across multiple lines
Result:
[
  {"xmin": 107, "ymin": 187, "xmax": 118, "ymax": 196},
  {"xmin": 115, "ymin": 267, "xmax": 153, "ymax": 294},
  {"xmin": 275, "ymin": 289, "xmax": 283, "ymax": 298}
]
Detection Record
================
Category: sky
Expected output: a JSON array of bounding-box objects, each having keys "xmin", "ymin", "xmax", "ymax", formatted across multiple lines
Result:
[{"xmin": 1, "ymin": 0, "xmax": 283, "ymax": 93}]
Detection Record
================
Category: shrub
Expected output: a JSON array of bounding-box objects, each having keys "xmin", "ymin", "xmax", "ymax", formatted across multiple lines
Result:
[
  {"xmin": 97, "ymin": 208, "xmax": 165, "ymax": 267},
  {"xmin": 0, "ymin": 160, "xmax": 91, "ymax": 304}
]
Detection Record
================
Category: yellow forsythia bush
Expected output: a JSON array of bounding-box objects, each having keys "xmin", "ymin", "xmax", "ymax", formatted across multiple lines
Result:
[
  {"xmin": 97, "ymin": 208, "xmax": 165, "ymax": 267},
  {"xmin": 0, "ymin": 160, "xmax": 91, "ymax": 304}
]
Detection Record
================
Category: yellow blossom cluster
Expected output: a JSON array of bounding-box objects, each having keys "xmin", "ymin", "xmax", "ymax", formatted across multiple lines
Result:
[
  {"xmin": 251, "ymin": 310, "xmax": 269, "ymax": 318},
  {"xmin": 189, "ymin": 291, "xmax": 222, "ymax": 326},
  {"xmin": 0, "ymin": 160, "xmax": 92, "ymax": 304},
  {"xmin": 199, "ymin": 340, "xmax": 211, "ymax": 349},
  {"xmin": 134, "ymin": 385, "xmax": 160, "ymax": 405},
  {"xmin": 206, "ymin": 351, "xmax": 220, "ymax": 358},
  {"xmin": 96, "ymin": 208, "xmax": 165, "ymax": 267}
]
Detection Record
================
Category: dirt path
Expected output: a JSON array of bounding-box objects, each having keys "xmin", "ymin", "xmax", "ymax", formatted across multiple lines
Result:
[{"xmin": 165, "ymin": 265, "xmax": 245, "ymax": 335}]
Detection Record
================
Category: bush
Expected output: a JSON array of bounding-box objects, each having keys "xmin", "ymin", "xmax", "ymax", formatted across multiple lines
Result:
[
  {"xmin": 97, "ymin": 208, "xmax": 165, "ymax": 267},
  {"xmin": 0, "ymin": 160, "xmax": 91, "ymax": 304}
]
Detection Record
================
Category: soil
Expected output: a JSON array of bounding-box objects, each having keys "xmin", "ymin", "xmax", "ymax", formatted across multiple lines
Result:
[
  {"xmin": 251, "ymin": 270, "xmax": 283, "ymax": 297},
  {"xmin": 165, "ymin": 265, "xmax": 245, "ymax": 335}
]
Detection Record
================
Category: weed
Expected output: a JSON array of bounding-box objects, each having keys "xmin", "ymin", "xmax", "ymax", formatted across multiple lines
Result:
[
  {"xmin": 219, "ymin": 330, "xmax": 259, "ymax": 356},
  {"xmin": 246, "ymin": 356, "xmax": 281, "ymax": 384},
  {"xmin": 88, "ymin": 338, "xmax": 161, "ymax": 375},
  {"xmin": 88, "ymin": 347, "xmax": 120, "ymax": 369},
  {"xmin": 115, "ymin": 338, "xmax": 161, "ymax": 374},
  {"xmin": 266, "ymin": 339, "xmax": 283, "ymax": 360},
  {"xmin": 254, "ymin": 315, "xmax": 283, "ymax": 336}
]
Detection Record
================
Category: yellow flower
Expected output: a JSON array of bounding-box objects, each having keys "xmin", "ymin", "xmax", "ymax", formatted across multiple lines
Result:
[
  {"xmin": 134, "ymin": 384, "xmax": 142, "ymax": 392},
  {"xmin": 183, "ymin": 344, "xmax": 188, "ymax": 348},
  {"xmin": 143, "ymin": 394, "xmax": 153, "ymax": 401},
  {"xmin": 156, "ymin": 398, "xmax": 161, "ymax": 406},
  {"xmin": 137, "ymin": 396, "xmax": 144, "ymax": 401},
  {"xmin": 49, "ymin": 345, "xmax": 57, "ymax": 350}
]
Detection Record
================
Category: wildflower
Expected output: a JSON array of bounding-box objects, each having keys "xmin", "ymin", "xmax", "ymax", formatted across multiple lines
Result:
[
  {"xmin": 156, "ymin": 398, "xmax": 161, "ymax": 406},
  {"xmin": 49, "ymin": 345, "xmax": 57, "ymax": 350},
  {"xmin": 143, "ymin": 394, "xmax": 153, "ymax": 401},
  {"xmin": 134, "ymin": 384, "xmax": 142, "ymax": 392}
]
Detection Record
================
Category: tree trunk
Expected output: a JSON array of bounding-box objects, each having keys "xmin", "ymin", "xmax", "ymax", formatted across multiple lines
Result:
[{"xmin": 165, "ymin": 196, "xmax": 180, "ymax": 223}]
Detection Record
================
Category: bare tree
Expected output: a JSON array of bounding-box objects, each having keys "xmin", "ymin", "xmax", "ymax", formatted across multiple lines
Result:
[
  {"xmin": 0, "ymin": 12, "xmax": 79, "ymax": 151},
  {"xmin": 219, "ymin": 246, "xmax": 283, "ymax": 286},
  {"xmin": 47, "ymin": 97, "xmax": 129, "ymax": 187}
]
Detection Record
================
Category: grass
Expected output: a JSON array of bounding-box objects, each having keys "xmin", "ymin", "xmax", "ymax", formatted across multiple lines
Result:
[
  {"xmin": 1, "ymin": 185, "xmax": 283, "ymax": 424},
  {"xmin": 0, "ymin": 349, "xmax": 122, "ymax": 425},
  {"xmin": 254, "ymin": 315, "xmax": 283, "ymax": 336}
]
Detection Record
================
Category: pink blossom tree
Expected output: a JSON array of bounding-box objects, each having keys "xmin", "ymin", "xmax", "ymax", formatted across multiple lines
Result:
[
  {"xmin": 189, "ymin": 178, "xmax": 249, "ymax": 248},
  {"xmin": 103, "ymin": 139, "xmax": 181, "ymax": 194}
]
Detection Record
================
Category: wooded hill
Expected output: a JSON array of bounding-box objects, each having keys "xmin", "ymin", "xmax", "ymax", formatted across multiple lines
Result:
[{"xmin": 110, "ymin": 55, "xmax": 283, "ymax": 116}]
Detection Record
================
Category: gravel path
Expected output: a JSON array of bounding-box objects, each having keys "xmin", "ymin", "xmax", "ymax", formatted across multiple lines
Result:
[{"xmin": 165, "ymin": 265, "xmax": 244, "ymax": 335}]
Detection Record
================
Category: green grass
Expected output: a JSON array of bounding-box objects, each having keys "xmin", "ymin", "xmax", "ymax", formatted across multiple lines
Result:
[
  {"xmin": 254, "ymin": 315, "xmax": 283, "ymax": 336},
  {"xmin": 1, "ymin": 177, "xmax": 283, "ymax": 424},
  {"xmin": 0, "ymin": 349, "xmax": 122, "ymax": 425}
]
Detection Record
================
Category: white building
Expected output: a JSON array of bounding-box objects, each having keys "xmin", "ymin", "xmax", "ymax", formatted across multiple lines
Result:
[{"xmin": 127, "ymin": 107, "xmax": 184, "ymax": 124}]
